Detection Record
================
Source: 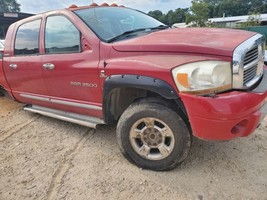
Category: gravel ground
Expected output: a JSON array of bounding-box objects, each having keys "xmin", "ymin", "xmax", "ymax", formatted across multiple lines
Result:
[{"xmin": 0, "ymin": 97, "xmax": 267, "ymax": 200}]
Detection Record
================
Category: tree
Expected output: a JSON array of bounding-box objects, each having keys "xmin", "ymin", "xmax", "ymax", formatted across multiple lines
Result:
[
  {"xmin": 148, "ymin": 8, "xmax": 189, "ymax": 25},
  {"xmin": 249, "ymin": 0, "xmax": 267, "ymax": 13},
  {"xmin": 148, "ymin": 0, "xmax": 267, "ymax": 25},
  {"xmin": 174, "ymin": 8, "xmax": 189, "ymax": 23},
  {"xmin": 165, "ymin": 10, "xmax": 176, "ymax": 25},
  {"xmin": 203, "ymin": 0, "xmax": 267, "ymax": 18},
  {"xmin": 215, "ymin": 0, "xmax": 250, "ymax": 17},
  {"xmin": 186, "ymin": 0, "xmax": 210, "ymax": 27},
  {"xmin": 148, "ymin": 10, "xmax": 164, "ymax": 22},
  {"xmin": 0, "ymin": 0, "xmax": 21, "ymax": 12}
]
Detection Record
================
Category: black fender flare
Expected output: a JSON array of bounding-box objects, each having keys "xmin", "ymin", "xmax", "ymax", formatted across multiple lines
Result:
[{"xmin": 103, "ymin": 74, "xmax": 179, "ymax": 123}]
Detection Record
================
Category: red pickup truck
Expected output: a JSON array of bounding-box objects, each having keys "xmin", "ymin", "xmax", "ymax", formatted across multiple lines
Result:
[{"xmin": 0, "ymin": 3, "xmax": 266, "ymax": 171}]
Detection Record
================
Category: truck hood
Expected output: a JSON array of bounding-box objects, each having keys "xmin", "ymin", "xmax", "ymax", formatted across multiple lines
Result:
[{"xmin": 112, "ymin": 28, "xmax": 256, "ymax": 57}]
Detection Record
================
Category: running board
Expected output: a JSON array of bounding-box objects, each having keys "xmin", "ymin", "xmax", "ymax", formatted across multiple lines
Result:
[{"xmin": 24, "ymin": 105, "xmax": 105, "ymax": 129}]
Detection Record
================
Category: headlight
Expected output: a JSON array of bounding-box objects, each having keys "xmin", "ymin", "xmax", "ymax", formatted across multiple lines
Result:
[{"xmin": 172, "ymin": 61, "xmax": 232, "ymax": 95}]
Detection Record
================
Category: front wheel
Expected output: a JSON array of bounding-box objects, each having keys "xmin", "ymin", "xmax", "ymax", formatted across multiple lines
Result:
[{"xmin": 116, "ymin": 102, "xmax": 191, "ymax": 171}]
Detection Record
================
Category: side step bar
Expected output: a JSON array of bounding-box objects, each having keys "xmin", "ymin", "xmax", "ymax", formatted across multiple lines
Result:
[{"xmin": 24, "ymin": 105, "xmax": 105, "ymax": 129}]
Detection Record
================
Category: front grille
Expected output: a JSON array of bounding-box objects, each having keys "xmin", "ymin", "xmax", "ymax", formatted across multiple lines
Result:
[
  {"xmin": 243, "ymin": 46, "xmax": 259, "ymax": 85},
  {"xmin": 243, "ymin": 64, "xmax": 257, "ymax": 84},
  {"xmin": 244, "ymin": 46, "xmax": 258, "ymax": 66},
  {"xmin": 233, "ymin": 34, "xmax": 265, "ymax": 89}
]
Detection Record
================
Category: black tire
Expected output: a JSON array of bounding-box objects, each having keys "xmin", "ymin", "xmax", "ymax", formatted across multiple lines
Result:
[{"xmin": 116, "ymin": 102, "xmax": 191, "ymax": 171}]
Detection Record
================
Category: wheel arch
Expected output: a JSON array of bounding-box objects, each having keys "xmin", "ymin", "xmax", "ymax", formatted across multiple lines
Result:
[{"xmin": 103, "ymin": 74, "xmax": 188, "ymax": 125}]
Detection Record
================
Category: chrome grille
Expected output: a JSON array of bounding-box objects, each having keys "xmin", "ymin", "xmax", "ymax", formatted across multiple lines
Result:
[
  {"xmin": 243, "ymin": 64, "xmax": 257, "ymax": 84},
  {"xmin": 244, "ymin": 46, "xmax": 258, "ymax": 66},
  {"xmin": 232, "ymin": 34, "xmax": 265, "ymax": 89},
  {"xmin": 243, "ymin": 46, "xmax": 258, "ymax": 85}
]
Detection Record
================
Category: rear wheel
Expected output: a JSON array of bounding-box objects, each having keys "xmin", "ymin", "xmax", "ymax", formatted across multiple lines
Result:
[{"xmin": 116, "ymin": 102, "xmax": 191, "ymax": 171}]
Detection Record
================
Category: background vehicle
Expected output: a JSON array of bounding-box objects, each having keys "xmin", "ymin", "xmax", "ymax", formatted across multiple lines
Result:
[
  {"xmin": 0, "ymin": 3, "xmax": 266, "ymax": 171},
  {"xmin": 0, "ymin": 40, "xmax": 4, "ymax": 55},
  {"xmin": 0, "ymin": 39, "xmax": 4, "ymax": 96}
]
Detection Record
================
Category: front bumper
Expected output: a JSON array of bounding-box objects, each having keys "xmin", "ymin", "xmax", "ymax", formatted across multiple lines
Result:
[{"xmin": 180, "ymin": 69, "xmax": 267, "ymax": 141}]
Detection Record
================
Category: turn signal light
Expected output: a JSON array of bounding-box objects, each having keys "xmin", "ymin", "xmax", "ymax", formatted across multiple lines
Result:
[{"xmin": 177, "ymin": 73, "xmax": 189, "ymax": 88}]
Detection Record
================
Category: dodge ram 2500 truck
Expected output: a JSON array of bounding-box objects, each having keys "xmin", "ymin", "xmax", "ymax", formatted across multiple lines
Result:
[{"xmin": 0, "ymin": 3, "xmax": 267, "ymax": 171}]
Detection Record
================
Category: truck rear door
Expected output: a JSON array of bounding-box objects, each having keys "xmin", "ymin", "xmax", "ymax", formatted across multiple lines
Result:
[{"xmin": 3, "ymin": 18, "xmax": 49, "ymax": 106}]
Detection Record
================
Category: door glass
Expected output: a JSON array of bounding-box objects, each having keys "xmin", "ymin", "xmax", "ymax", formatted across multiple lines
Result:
[
  {"xmin": 14, "ymin": 19, "xmax": 41, "ymax": 55},
  {"xmin": 45, "ymin": 16, "xmax": 81, "ymax": 54}
]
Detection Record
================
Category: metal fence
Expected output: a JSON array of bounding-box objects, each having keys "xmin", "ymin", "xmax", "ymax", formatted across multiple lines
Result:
[{"xmin": 238, "ymin": 26, "xmax": 267, "ymax": 43}]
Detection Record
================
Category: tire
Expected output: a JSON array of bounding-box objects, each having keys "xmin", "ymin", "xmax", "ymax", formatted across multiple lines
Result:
[{"xmin": 116, "ymin": 102, "xmax": 191, "ymax": 171}]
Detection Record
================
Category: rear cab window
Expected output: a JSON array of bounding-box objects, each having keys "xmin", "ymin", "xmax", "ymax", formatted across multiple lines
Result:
[{"xmin": 14, "ymin": 19, "xmax": 41, "ymax": 56}]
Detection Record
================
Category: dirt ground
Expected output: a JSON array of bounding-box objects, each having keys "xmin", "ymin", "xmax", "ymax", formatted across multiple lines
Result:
[{"xmin": 0, "ymin": 97, "xmax": 266, "ymax": 200}]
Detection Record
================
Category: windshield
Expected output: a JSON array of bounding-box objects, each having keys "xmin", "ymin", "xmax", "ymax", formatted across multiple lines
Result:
[{"xmin": 74, "ymin": 7, "xmax": 165, "ymax": 42}]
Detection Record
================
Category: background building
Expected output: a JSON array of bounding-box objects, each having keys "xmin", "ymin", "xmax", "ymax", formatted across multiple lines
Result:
[{"xmin": 0, "ymin": 12, "xmax": 33, "ymax": 39}]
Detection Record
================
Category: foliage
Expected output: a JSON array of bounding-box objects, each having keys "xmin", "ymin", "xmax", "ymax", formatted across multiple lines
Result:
[
  {"xmin": 185, "ymin": 0, "xmax": 210, "ymax": 27},
  {"xmin": 148, "ymin": 10, "xmax": 164, "ymax": 22},
  {"xmin": 240, "ymin": 13, "xmax": 262, "ymax": 27},
  {"xmin": 0, "ymin": 0, "xmax": 20, "ymax": 12},
  {"xmin": 203, "ymin": 0, "xmax": 267, "ymax": 18},
  {"xmin": 148, "ymin": 0, "xmax": 267, "ymax": 27},
  {"xmin": 148, "ymin": 8, "xmax": 189, "ymax": 26}
]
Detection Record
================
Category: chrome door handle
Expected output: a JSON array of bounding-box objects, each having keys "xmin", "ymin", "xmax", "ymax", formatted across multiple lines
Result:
[
  {"xmin": 9, "ymin": 64, "xmax": 18, "ymax": 69},
  {"xmin": 43, "ymin": 63, "xmax": 55, "ymax": 70}
]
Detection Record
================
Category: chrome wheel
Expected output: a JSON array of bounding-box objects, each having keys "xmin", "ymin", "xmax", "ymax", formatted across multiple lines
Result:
[{"xmin": 129, "ymin": 117, "xmax": 175, "ymax": 161}]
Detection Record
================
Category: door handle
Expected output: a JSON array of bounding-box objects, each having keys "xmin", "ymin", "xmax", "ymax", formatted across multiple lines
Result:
[
  {"xmin": 43, "ymin": 63, "xmax": 55, "ymax": 70},
  {"xmin": 9, "ymin": 64, "xmax": 18, "ymax": 69}
]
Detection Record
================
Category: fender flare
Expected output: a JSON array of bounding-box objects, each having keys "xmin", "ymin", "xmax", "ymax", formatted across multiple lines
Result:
[
  {"xmin": 103, "ymin": 74, "xmax": 179, "ymax": 123},
  {"xmin": 104, "ymin": 74, "xmax": 178, "ymax": 99}
]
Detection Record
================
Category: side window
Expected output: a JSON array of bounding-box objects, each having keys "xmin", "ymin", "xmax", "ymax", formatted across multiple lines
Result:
[
  {"xmin": 14, "ymin": 20, "xmax": 41, "ymax": 55},
  {"xmin": 45, "ymin": 16, "xmax": 81, "ymax": 54}
]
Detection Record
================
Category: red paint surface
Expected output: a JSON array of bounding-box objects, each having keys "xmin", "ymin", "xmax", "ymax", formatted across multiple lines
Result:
[
  {"xmin": 112, "ymin": 28, "xmax": 254, "ymax": 57},
  {"xmin": 0, "ymin": 6, "xmax": 266, "ymax": 140},
  {"xmin": 180, "ymin": 91, "xmax": 267, "ymax": 140}
]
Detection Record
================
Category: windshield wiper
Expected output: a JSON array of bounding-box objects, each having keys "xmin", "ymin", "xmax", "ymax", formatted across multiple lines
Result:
[
  {"xmin": 150, "ymin": 25, "xmax": 169, "ymax": 30},
  {"xmin": 107, "ymin": 28, "xmax": 148, "ymax": 43},
  {"xmin": 107, "ymin": 25, "xmax": 169, "ymax": 43}
]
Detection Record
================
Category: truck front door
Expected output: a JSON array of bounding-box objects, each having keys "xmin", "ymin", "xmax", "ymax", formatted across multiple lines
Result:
[{"xmin": 41, "ymin": 15, "xmax": 102, "ymax": 118}]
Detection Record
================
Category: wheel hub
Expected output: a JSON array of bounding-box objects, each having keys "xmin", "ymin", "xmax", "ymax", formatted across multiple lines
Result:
[
  {"xmin": 129, "ymin": 117, "xmax": 175, "ymax": 161},
  {"xmin": 142, "ymin": 128, "xmax": 163, "ymax": 147}
]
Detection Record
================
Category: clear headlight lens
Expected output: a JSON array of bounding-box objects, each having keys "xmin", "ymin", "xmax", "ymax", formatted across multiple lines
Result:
[{"xmin": 172, "ymin": 61, "xmax": 232, "ymax": 95}]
